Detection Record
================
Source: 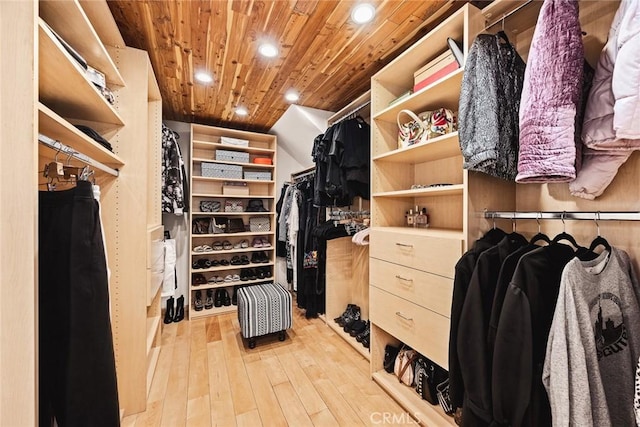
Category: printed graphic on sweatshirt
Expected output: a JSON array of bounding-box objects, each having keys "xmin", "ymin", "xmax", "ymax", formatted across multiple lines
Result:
[{"xmin": 590, "ymin": 292, "xmax": 628, "ymax": 361}]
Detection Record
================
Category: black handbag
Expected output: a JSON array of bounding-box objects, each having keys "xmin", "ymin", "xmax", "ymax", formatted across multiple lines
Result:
[
  {"xmin": 414, "ymin": 357, "xmax": 448, "ymax": 405},
  {"xmin": 226, "ymin": 218, "xmax": 245, "ymax": 233},
  {"xmin": 246, "ymin": 199, "xmax": 267, "ymax": 212},
  {"xmin": 192, "ymin": 218, "xmax": 211, "ymax": 234},
  {"xmin": 383, "ymin": 344, "xmax": 400, "ymax": 374}
]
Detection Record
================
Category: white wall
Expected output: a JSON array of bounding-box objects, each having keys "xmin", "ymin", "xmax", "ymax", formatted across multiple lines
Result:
[{"xmin": 269, "ymin": 105, "xmax": 334, "ymax": 287}]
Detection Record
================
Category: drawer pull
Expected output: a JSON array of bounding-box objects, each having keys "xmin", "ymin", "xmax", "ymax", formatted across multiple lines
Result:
[
  {"xmin": 395, "ymin": 243, "xmax": 413, "ymax": 248},
  {"xmin": 395, "ymin": 275, "xmax": 414, "ymax": 285},
  {"xmin": 395, "ymin": 311, "xmax": 413, "ymax": 322}
]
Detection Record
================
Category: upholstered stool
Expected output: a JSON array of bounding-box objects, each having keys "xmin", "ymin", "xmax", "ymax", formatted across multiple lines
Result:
[{"xmin": 237, "ymin": 282, "xmax": 292, "ymax": 349}]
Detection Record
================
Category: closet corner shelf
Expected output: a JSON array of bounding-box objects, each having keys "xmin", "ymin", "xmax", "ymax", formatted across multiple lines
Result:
[
  {"xmin": 373, "ymin": 69, "xmax": 464, "ymax": 123},
  {"xmin": 192, "ymin": 158, "xmax": 275, "ymax": 170},
  {"xmin": 192, "ymin": 140, "xmax": 275, "ymax": 155},
  {"xmin": 145, "ymin": 315, "xmax": 160, "ymax": 357},
  {"xmin": 192, "ymin": 193, "xmax": 275, "ymax": 200},
  {"xmin": 38, "ymin": 103, "xmax": 125, "ymax": 168},
  {"xmin": 371, "ymin": 226, "xmax": 464, "ymax": 240},
  {"xmin": 191, "ymin": 246, "xmax": 274, "ymax": 256},
  {"xmin": 190, "ymin": 278, "xmax": 273, "ymax": 291},
  {"xmin": 325, "ymin": 321, "xmax": 370, "ymax": 361},
  {"xmin": 372, "ymin": 370, "xmax": 456, "ymax": 426},
  {"xmin": 193, "ymin": 176, "xmax": 275, "ymax": 185},
  {"xmin": 39, "ymin": 0, "xmax": 125, "ymax": 86},
  {"xmin": 373, "ymin": 132, "xmax": 460, "ymax": 164},
  {"xmin": 189, "ymin": 305, "xmax": 237, "ymax": 319},
  {"xmin": 191, "ymin": 231, "xmax": 275, "ymax": 239},
  {"xmin": 38, "ymin": 19, "xmax": 125, "ymax": 126},
  {"xmin": 372, "ymin": 184, "xmax": 463, "ymax": 198},
  {"xmin": 190, "ymin": 261, "xmax": 275, "ymax": 274}
]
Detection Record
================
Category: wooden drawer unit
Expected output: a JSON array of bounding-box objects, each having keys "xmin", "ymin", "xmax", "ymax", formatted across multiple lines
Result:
[
  {"xmin": 370, "ymin": 228, "xmax": 462, "ymax": 278},
  {"xmin": 370, "ymin": 258, "xmax": 453, "ymax": 318},
  {"xmin": 370, "ymin": 286, "xmax": 450, "ymax": 369}
]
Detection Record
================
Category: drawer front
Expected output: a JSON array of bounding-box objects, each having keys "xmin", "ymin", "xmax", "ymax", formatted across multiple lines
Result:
[
  {"xmin": 370, "ymin": 286, "xmax": 450, "ymax": 370},
  {"xmin": 147, "ymin": 225, "xmax": 164, "ymax": 270},
  {"xmin": 370, "ymin": 258, "xmax": 452, "ymax": 318},
  {"xmin": 370, "ymin": 229, "xmax": 462, "ymax": 278}
]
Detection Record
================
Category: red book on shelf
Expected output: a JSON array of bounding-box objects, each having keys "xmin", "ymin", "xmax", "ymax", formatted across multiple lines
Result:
[{"xmin": 412, "ymin": 62, "xmax": 460, "ymax": 92}]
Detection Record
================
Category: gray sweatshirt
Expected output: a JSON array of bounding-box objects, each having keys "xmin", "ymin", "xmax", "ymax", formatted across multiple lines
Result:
[{"xmin": 543, "ymin": 247, "xmax": 640, "ymax": 426}]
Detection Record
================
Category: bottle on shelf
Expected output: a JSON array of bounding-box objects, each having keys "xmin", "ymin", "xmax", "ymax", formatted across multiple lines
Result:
[
  {"xmin": 407, "ymin": 209, "xmax": 414, "ymax": 227},
  {"xmin": 416, "ymin": 207, "xmax": 429, "ymax": 228}
]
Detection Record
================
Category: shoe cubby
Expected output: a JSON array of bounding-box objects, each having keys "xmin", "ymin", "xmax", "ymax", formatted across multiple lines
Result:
[{"xmin": 188, "ymin": 124, "xmax": 277, "ymax": 319}]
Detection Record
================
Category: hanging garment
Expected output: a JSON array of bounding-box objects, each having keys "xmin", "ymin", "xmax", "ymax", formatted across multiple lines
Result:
[
  {"xmin": 449, "ymin": 227, "xmax": 507, "ymax": 412},
  {"xmin": 39, "ymin": 181, "xmax": 120, "ymax": 427},
  {"xmin": 162, "ymin": 238, "xmax": 176, "ymax": 297},
  {"xmin": 162, "ymin": 123, "xmax": 187, "ymax": 214},
  {"xmin": 516, "ymin": 0, "xmax": 585, "ymax": 183},
  {"xmin": 275, "ymin": 184, "xmax": 289, "ymax": 257},
  {"xmin": 457, "ymin": 233, "xmax": 528, "ymax": 426},
  {"xmin": 571, "ymin": 0, "xmax": 640, "ymax": 199},
  {"xmin": 334, "ymin": 116, "xmax": 371, "ymax": 199},
  {"xmin": 543, "ymin": 248, "xmax": 640, "ymax": 426},
  {"xmin": 492, "ymin": 243, "xmax": 576, "ymax": 427},
  {"xmin": 288, "ymin": 187, "xmax": 301, "ymax": 291},
  {"xmin": 458, "ymin": 32, "xmax": 525, "ymax": 181}
]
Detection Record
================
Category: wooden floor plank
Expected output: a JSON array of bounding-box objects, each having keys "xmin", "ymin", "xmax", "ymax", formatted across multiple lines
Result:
[
  {"xmin": 134, "ymin": 400, "xmax": 163, "ymax": 427},
  {"xmin": 186, "ymin": 395, "xmax": 212, "ymax": 427},
  {"xmin": 205, "ymin": 316, "xmax": 221, "ymax": 342},
  {"xmin": 244, "ymin": 359, "xmax": 288, "ymax": 427},
  {"xmin": 219, "ymin": 316, "xmax": 257, "ymax": 415},
  {"xmin": 273, "ymin": 382, "xmax": 314, "ymax": 427},
  {"xmin": 274, "ymin": 349, "xmax": 328, "ymax": 416},
  {"xmin": 236, "ymin": 409, "xmax": 263, "ymax": 427},
  {"xmin": 207, "ymin": 341, "xmax": 236, "ymax": 425},
  {"xmin": 160, "ymin": 322, "xmax": 190, "ymax": 427},
  {"xmin": 310, "ymin": 408, "xmax": 340, "ymax": 427}
]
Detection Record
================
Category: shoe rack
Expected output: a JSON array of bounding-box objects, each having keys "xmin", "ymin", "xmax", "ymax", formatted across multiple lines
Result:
[{"xmin": 188, "ymin": 124, "xmax": 277, "ymax": 319}]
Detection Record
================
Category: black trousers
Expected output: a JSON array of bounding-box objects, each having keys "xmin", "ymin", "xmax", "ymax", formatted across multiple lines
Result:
[{"xmin": 39, "ymin": 181, "xmax": 120, "ymax": 427}]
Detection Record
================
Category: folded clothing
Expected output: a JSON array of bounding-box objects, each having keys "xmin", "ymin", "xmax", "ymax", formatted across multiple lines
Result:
[{"xmin": 74, "ymin": 125, "xmax": 113, "ymax": 152}]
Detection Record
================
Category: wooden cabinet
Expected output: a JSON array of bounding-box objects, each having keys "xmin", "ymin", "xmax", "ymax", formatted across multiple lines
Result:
[
  {"xmin": 368, "ymin": 4, "xmax": 514, "ymax": 424},
  {"xmin": 188, "ymin": 124, "xmax": 277, "ymax": 318}
]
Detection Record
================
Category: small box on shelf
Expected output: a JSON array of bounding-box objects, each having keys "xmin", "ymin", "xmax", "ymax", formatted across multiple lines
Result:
[
  {"xmin": 223, "ymin": 181, "xmax": 249, "ymax": 195},
  {"xmin": 216, "ymin": 149, "xmax": 249, "ymax": 163},
  {"xmin": 220, "ymin": 136, "xmax": 249, "ymax": 147},
  {"xmin": 202, "ymin": 162, "xmax": 242, "ymax": 179},
  {"xmin": 244, "ymin": 170, "xmax": 272, "ymax": 180}
]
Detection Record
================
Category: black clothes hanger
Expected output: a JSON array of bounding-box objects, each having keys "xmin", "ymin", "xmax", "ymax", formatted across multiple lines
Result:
[
  {"xmin": 551, "ymin": 212, "xmax": 599, "ymax": 261},
  {"xmin": 529, "ymin": 213, "xmax": 551, "ymax": 245},
  {"xmin": 588, "ymin": 212, "xmax": 611, "ymax": 254}
]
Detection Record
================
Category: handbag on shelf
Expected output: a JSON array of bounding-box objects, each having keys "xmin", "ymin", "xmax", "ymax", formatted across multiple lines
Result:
[
  {"xmin": 414, "ymin": 356, "xmax": 449, "ymax": 405},
  {"xmin": 437, "ymin": 379, "xmax": 454, "ymax": 415},
  {"xmin": 397, "ymin": 108, "xmax": 457, "ymax": 149},
  {"xmin": 192, "ymin": 218, "xmax": 211, "ymax": 234},
  {"xmin": 211, "ymin": 216, "xmax": 228, "ymax": 234},
  {"xmin": 384, "ymin": 344, "xmax": 401, "ymax": 373},
  {"xmin": 200, "ymin": 200, "xmax": 221, "ymax": 212},
  {"xmin": 249, "ymin": 216, "xmax": 271, "ymax": 232},
  {"xmin": 394, "ymin": 346, "xmax": 418, "ymax": 387},
  {"xmin": 226, "ymin": 218, "xmax": 245, "ymax": 233},
  {"xmin": 224, "ymin": 200, "xmax": 244, "ymax": 212}
]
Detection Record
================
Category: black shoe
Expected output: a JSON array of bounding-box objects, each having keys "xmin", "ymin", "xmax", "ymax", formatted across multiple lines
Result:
[
  {"xmin": 338, "ymin": 305, "xmax": 360, "ymax": 327},
  {"xmin": 264, "ymin": 267, "xmax": 272, "ymax": 278},
  {"xmin": 222, "ymin": 289, "xmax": 231, "ymax": 306},
  {"xmin": 214, "ymin": 289, "xmax": 223, "ymax": 307},
  {"xmin": 248, "ymin": 268, "xmax": 257, "ymax": 280},
  {"xmin": 347, "ymin": 319, "xmax": 367, "ymax": 335},
  {"xmin": 219, "ymin": 259, "xmax": 229, "ymax": 266},
  {"xmin": 205, "ymin": 289, "xmax": 214, "ymax": 309},
  {"xmin": 334, "ymin": 304, "xmax": 355, "ymax": 324},
  {"xmin": 194, "ymin": 291, "xmax": 204, "ymax": 311},
  {"xmin": 256, "ymin": 267, "xmax": 266, "ymax": 279},
  {"xmin": 164, "ymin": 297, "xmax": 175, "ymax": 324},
  {"xmin": 240, "ymin": 255, "xmax": 250, "ymax": 265},
  {"xmin": 240, "ymin": 268, "xmax": 249, "ymax": 281},
  {"xmin": 356, "ymin": 321, "xmax": 370, "ymax": 342},
  {"xmin": 232, "ymin": 287, "xmax": 238, "ymax": 305},
  {"xmin": 260, "ymin": 251, "xmax": 270, "ymax": 263},
  {"xmin": 173, "ymin": 295, "xmax": 185, "ymax": 322},
  {"xmin": 251, "ymin": 252, "xmax": 260, "ymax": 264}
]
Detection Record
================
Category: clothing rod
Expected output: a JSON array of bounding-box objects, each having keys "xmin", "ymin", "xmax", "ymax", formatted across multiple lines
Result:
[
  {"xmin": 332, "ymin": 100, "xmax": 371, "ymax": 125},
  {"xmin": 38, "ymin": 134, "xmax": 119, "ymax": 177},
  {"xmin": 292, "ymin": 170, "xmax": 315, "ymax": 181},
  {"xmin": 484, "ymin": 0, "xmax": 534, "ymax": 30},
  {"xmin": 484, "ymin": 211, "xmax": 640, "ymax": 222}
]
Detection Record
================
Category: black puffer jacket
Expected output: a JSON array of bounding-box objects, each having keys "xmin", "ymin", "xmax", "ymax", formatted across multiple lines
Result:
[{"xmin": 458, "ymin": 32, "xmax": 526, "ymax": 181}]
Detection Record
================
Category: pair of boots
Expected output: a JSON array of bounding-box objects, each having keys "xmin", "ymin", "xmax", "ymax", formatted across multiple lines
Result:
[{"xmin": 164, "ymin": 295, "xmax": 185, "ymax": 324}]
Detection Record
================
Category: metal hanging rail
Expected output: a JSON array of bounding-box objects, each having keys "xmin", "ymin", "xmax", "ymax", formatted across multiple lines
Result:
[
  {"xmin": 38, "ymin": 133, "xmax": 119, "ymax": 177},
  {"xmin": 484, "ymin": 211, "xmax": 640, "ymax": 222},
  {"xmin": 331, "ymin": 100, "xmax": 371, "ymax": 125},
  {"xmin": 484, "ymin": 0, "xmax": 535, "ymax": 30}
]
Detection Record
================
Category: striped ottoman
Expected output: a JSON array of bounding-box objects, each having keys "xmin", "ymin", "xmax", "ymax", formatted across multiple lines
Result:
[{"xmin": 237, "ymin": 282, "xmax": 292, "ymax": 349}]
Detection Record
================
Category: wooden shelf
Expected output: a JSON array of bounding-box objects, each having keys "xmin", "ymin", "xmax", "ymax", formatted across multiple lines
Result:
[
  {"xmin": 326, "ymin": 321, "xmax": 370, "ymax": 361},
  {"xmin": 38, "ymin": 19, "xmax": 124, "ymax": 126},
  {"xmin": 191, "ymin": 278, "xmax": 273, "ymax": 291},
  {"xmin": 78, "ymin": 0, "xmax": 127, "ymax": 49},
  {"xmin": 191, "ymin": 261, "xmax": 274, "ymax": 274},
  {"xmin": 146, "ymin": 315, "xmax": 160, "ymax": 357},
  {"xmin": 372, "ymin": 370, "xmax": 456, "ymax": 426},
  {"xmin": 373, "ymin": 69, "xmax": 464, "ymax": 123},
  {"xmin": 191, "ymin": 247, "xmax": 274, "ymax": 256},
  {"xmin": 191, "ymin": 231, "xmax": 275, "ymax": 238},
  {"xmin": 192, "ymin": 140, "xmax": 275, "ymax": 155},
  {"xmin": 39, "ymin": 0, "xmax": 125, "ymax": 86},
  {"xmin": 193, "ymin": 157, "xmax": 275, "ymax": 169},
  {"xmin": 370, "ymin": 226, "xmax": 464, "ymax": 240},
  {"xmin": 373, "ymin": 184, "xmax": 464, "ymax": 198},
  {"xmin": 189, "ymin": 304, "xmax": 237, "ymax": 318},
  {"xmin": 192, "ymin": 193, "xmax": 275, "ymax": 199},
  {"xmin": 373, "ymin": 132, "xmax": 460, "ymax": 164},
  {"xmin": 191, "ymin": 211, "xmax": 275, "ymax": 216},
  {"xmin": 38, "ymin": 103, "xmax": 124, "ymax": 167},
  {"xmin": 193, "ymin": 176, "xmax": 274, "ymax": 185}
]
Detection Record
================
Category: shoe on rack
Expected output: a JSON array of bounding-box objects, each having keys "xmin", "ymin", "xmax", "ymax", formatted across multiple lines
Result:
[
  {"xmin": 339, "ymin": 305, "xmax": 361, "ymax": 329},
  {"xmin": 240, "ymin": 255, "xmax": 250, "ymax": 265},
  {"xmin": 334, "ymin": 304, "xmax": 355, "ymax": 324},
  {"xmin": 256, "ymin": 267, "xmax": 266, "ymax": 280},
  {"xmin": 248, "ymin": 268, "xmax": 257, "ymax": 280},
  {"xmin": 164, "ymin": 297, "xmax": 175, "ymax": 324},
  {"xmin": 222, "ymin": 289, "xmax": 231, "ymax": 306},
  {"xmin": 192, "ymin": 273, "xmax": 207, "ymax": 286},
  {"xmin": 173, "ymin": 295, "xmax": 185, "ymax": 322},
  {"xmin": 214, "ymin": 289, "xmax": 223, "ymax": 307},
  {"xmin": 240, "ymin": 269, "xmax": 249, "ymax": 281},
  {"xmin": 205, "ymin": 289, "xmax": 214, "ymax": 310},
  {"xmin": 361, "ymin": 328, "xmax": 370, "ymax": 348},
  {"xmin": 230, "ymin": 256, "xmax": 242, "ymax": 265},
  {"xmin": 194, "ymin": 291, "xmax": 204, "ymax": 311},
  {"xmin": 251, "ymin": 252, "xmax": 260, "ymax": 264},
  {"xmin": 356, "ymin": 320, "xmax": 370, "ymax": 342},
  {"xmin": 232, "ymin": 286, "xmax": 238, "ymax": 305},
  {"xmin": 346, "ymin": 319, "xmax": 367, "ymax": 336},
  {"xmin": 264, "ymin": 267, "xmax": 272, "ymax": 278}
]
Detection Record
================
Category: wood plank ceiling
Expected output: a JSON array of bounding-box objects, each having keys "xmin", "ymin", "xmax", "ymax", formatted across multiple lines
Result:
[{"xmin": 108, "ymin": 0, "xmax": 472, "ymax": 132}]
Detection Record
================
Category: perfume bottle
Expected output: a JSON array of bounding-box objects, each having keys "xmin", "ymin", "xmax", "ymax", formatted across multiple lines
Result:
[
  {"xmin": 416, "ymin": 207, "xmax": 429, "ymax": 228},
  {"xmin": 407, "ymin": 209, "xmax": 414, "ymax": 226}
]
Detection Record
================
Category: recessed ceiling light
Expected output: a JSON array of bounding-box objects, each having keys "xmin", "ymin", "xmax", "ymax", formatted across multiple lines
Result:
[
  {"xmin": 194, "ymin": 71, "xmax": 213, "ymax": 83},
  {"xmin": 285, "ymin": 90, "xmax": 299, "ymax": 102},
  {"xmin": 351, "ymin": 3, "xmax": 375, "ymax": 24},
  {"xmin": 258, "ymin": 42, "xmax": 279, "ymax": 58},
  {"xmin": 235, "ymin": 106, "xmax": 248, "ymax": 116}
]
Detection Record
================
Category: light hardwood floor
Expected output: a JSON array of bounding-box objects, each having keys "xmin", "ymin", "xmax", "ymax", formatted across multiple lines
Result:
[{"xmin": 123, "ymin": 307, "xmax": 415, "ymax": 426}]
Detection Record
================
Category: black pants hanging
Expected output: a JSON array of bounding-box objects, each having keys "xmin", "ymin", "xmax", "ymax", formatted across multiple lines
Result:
[{"xmin": 39, "ymin": 181, "xmax": 119, "ymax": 427}]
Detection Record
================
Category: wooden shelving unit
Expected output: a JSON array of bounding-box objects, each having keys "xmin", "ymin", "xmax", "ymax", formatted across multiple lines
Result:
[{"xmin": 188, "ymin": 124, "xmax": 277, "ymax": 318}]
